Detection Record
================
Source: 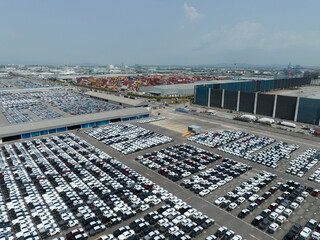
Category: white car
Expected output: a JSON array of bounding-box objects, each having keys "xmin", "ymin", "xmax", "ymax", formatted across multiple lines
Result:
[
  {"xmin": 214, "ymin": 197, "xmax": 225, "ymax": 206},
  {"xmin": 227, "ymin": 203, "xmax": 238, "ymax": 211},
  {"xmin": 267, "ymin": 223, "xmax": 279, "ymax": 233},
  {"xmin": 231, "ymin": 235, "xmax": 242, "ymax": 240},
  {"xmin": 295, "ymin": 197, "xmax": 304, "ymax": 203},
  {"xmin": 275, "ymin": 206, "xmax": 285, "ymax": 214},
  {"xmin": 290, "ymin": 202, "xmax": 299, "ymax": 210},
  {"xmin": 217, "ymin": 180, "xmax": 226, "ymax": 186},
  {"xmin": 300, "ymin": 227, "xmax": 312, "ymax": 239},
  {"xmin": 209, "ymin": 185, "xmax": 218, "ymax": 192},
  {"xmin": 118, "ymin": 230, "xmax": 135, "ymax": 240},
  {"xmin": 252, "ymin": 187, "xmax": 260, "ymax": 193},
  {"xmin": 100, "ymin": 234, "xmax": 114, "ymax": 240},
  {"xmin": 199, "ymin": 189, "xmax": 210, "ymax": 197},
  {"xmin": 248, "ymin": 194, "xmax": 259, "ymax": 202},
  {"xmin": 276, "ymin": 215, "xmax": 287, "ymax": 225},
  {"xmin": 312, "ymin": 231, "xmax": 320, "ymax": 240},
  {"xmin": 301, "ymin": 191, "xmax": 309, "ymax": 198},
  {"xmin": 172, "ymin": 215, "xmax": 186, "ymax": 225},
  {"xmin": 236, "ymin": 197, "xmax": 246, "ymax": 204},
  {"xmin": 184, "ymin": 209, "xmax": 197, "ymax": 218},
  {"xmin": 268, "ymin": 212, "xmax": 278, "ymax": 221},
  {"xmin": 283, "ymin": 209, "xmax": 293, "ymax": 217}
]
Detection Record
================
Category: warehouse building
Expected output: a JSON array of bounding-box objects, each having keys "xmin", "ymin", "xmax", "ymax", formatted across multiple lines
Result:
[
  {"xmin": 139, "ymin": 80, "xmax": 236, "ymax": 97},
  {"xmin": 194, "ymin": 77, "xmax": 320, "ymax": 125},
  {"xmin": 84, "ymin": 91, "xmax": 149, "ymax": 107},
  {"xmin": 0, "ymin": 107, "xmax": 150, "ymax": 143}
]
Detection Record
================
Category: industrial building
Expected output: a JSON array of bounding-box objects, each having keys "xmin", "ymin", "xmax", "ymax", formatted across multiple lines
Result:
[
  {"xmin": 194, "ymin": 78, "xmax": 320, "ymax": 125},
  {"xmin": 0, "ymin": 107, "xmax": 150, "ymax": 143},
  {"xmin": 84, "ymin": 91, "xmax": 149, "ymax": 107},
  {"xmin": 139, "ymin": 80, "xmax": 236, "ymax": 97}
]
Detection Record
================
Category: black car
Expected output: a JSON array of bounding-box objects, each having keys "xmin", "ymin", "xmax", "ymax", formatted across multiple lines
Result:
[
  {"xmin": 238, "ymin": 209, "xmax": 250, "ymax": 219},
  {"xmin": 281, "ymin": 199, "xmax": 292, "ymax": 207},
  {"xmin": 283, "ymin": 231, "xmax": 295, "ymax": 240},
  {"xmin": 290, "ymin": 223, "xmax": 302, "ymax": 234},
  {"xmin": 247, "ymin": 203, "xmax": 258, "ymax": 212},
  {"xmin": 202, "ymin": 219, "xmax": 215, "ymax": 229},
  {"xmin": 215, "ymin": 226, "xmax": 228, "ymax": 237},
  {"xmin": 258, "ymin": 219, "xmax": 271, "ymax": 230},
  {"xmin": 190, "ymin": 226, "xmax": 204, "ymax": 237},
  {"xmin": 252, "ymin": 216, "xmax": 264, "ymax": 226},
  {"xmin": 306, "ymin": 219, "xmax": 318, "ymax": 230},
  {"xmin": 220, "ymin": 200, "xmax": 231, "ymax": 209},
  {"xmin": 260, "ymin": 209, "xmax": 271, "ymax": 218}
]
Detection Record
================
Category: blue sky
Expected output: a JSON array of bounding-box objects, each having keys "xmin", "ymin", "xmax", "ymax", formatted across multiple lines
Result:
[{"xmin": 1, "ymin": 0, "xmax": 319, "ymax": 66}]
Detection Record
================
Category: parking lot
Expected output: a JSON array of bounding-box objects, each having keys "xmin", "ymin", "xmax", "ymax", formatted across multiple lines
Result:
[
  {"xmin": 31, "ymin": 91, "xmax": 122, "ymax": 115},
  {"xmin": 0, "ymin": 90, "xmax": 127, "ymax": 126},
  {"xmin": 0, "ymin": 109, "xmax": 319, "ymax": 240}
]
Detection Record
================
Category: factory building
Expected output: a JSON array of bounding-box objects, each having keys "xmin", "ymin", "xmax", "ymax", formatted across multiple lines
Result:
[
  {"xmin": 84, "ymin": 91, "xmax": 149, "ymax": 108},
  {"xmin": 194, "ymin": 77, "xmax": 320, "ymax": 125},
  {"xmin": 139, "ymin": 80, "xmax": 236, "ymax": 97}
]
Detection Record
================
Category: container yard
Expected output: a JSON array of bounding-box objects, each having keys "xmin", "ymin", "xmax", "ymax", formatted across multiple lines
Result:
[{"xmin": 76, "ymin": 75, "xmax": 232, "ymax": 93}]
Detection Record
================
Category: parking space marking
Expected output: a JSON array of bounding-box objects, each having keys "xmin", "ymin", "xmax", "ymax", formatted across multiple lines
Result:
[{"xmin": 249, "ymin": 233, "xmax": 259, "ymax": 239}]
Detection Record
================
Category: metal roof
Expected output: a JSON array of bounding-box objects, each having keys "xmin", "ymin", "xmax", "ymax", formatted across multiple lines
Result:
[
  {"xmin": 144, "ymin": 80, "xmax": 239, "ymax": 90},
  {"xmin": 0, "ymin": 107, "xmax": 150, "ymax": 138},
  {"xmin": 84, "ymin": 91, "xmax": 148, "ymax": 107}
]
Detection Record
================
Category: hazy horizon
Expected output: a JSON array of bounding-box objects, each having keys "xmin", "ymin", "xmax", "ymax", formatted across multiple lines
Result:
[{"xmin": 1, "ymin": 1, "xmax": 320, "ymax": 66}]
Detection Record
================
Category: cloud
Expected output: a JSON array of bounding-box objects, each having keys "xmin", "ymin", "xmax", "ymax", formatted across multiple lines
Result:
[
  {"xmin": 184, "ymin": 3, "xmax": 203, "ymax": 22},
  {"xmin": 197, "ymin": 21, "xmax": 320, "ymax": 51}
]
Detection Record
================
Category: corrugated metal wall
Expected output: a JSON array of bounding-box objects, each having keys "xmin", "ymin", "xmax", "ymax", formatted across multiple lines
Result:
[
  {"xmin": 239, "ymin": 92, "xmax": 255, "ymax": 113},
  {"xmin": 256, "ymin": 93, "xmax": 275, "ymax": 117},
  {"xmin": 195, "ymin": 86, "xmax": 209, "ymax": 106},
  {"xmin": 297, "ymin": 98, "xmax": 320, "ymax": 125},
  {"xmin": 194, "ymin": 77, "xmax": 318, "ymax": 125},
  {"xmin": 224, "ymin": 90, "xmax": 238, "ymax": 110},
  {"xmin": 275, "ymin": 95, "xmax": 297, "ymax": 121},
  {"xmin": 210, "ymin": 89, "xmax": 222, "ymax": 107}
]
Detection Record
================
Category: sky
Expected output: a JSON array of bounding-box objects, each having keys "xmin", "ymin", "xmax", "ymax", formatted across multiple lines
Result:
[{"xmin": 0, "ymin": 0, "xmax": 320, "ymax": 66}]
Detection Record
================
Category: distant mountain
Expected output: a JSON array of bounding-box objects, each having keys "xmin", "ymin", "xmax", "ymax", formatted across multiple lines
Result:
[
  {"xmin": 76, "ymin": 62, "xmax": 102, "ymax": 67},
  {"xmin": 209, "ymin": 63, "xmax": 288, "ymax": 69}
]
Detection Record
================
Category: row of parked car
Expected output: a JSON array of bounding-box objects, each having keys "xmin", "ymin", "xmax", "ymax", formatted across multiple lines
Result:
[
  {"xmin": 89, "ymin": 198, "xmax": 216, "ymax": 240},
  {"xmin": 309, "ymin": 165, "xmax": 320, "ymax": 183},
  {"xmin": 1, "ymin": 108, "xmax": 34, "ymax": 124},
  {"xmin": 181, "ymin": 159, "xmax": 251, "ymax": 197},
  {"xmin": 135, "ymin": 144, "xmax": 207, "ymax": 169},
  {"xmin": 188, "ymin": 130, "xmax": 248, "ymax": 148},
  {"xmin": 31, "ymin": 91, "xmax": 122, "ymax": 115},
  {"xmin": 218, "ymin": 135, "xmax": 275, "ymax": 158},
  {"xmin": 0, "ymin": 133, "xmax": 170, "ymax": 239},
  {"xmin": 0, "ymin": 92, "xmax": 39, "ymax": 108},
  {"xmin": 0, "ymin": 92, "xmax": 65, "ymax": 124},
  {"xmin": 95, "ymin": 196, "xmax": 247, "ymax": 240},
  {"xmin": 85, "ymin": 124, "xmax": 173, "ymax": 155},
  {"xmin": 205, "ymin": 226, "xmax": 244, "ymax": 240},
  {"xmin": 137, "ymin": 117, "xmax": 166, "ymax": 124},
  {"xmin": 0, "ymin": 79, "xmax": 15, "ymax": 88},
  {"xmin": 246, "ymin": 142, "xmax": 299, "ymax": 169},
  {"xmin": 249, "ymin": 180, "xmax": 318, "ymax": 235},
  {"xmin": 214, "ymin": 170, "xmax": 277, "ymax": 212},
  {"xmin": 11, "ymin": 79, "xmax": 55, "ymax": 89},
  {"xmin": 157, "ymin": 155, "xmax": 221, "ymax": 182},
  {"xmin": 29, "ymin": 104, "xmax": 64, "ymax": 120},
  {"xmin": 135, "ymin": 143, "xmax": 222, "ymax": 182},
  {"xmin": 286, "ymin": 148, "xmax": 319, "ymax": 178},
  {"xmin": 283, "ymin": 218, "xmax": 320, "ymax": 240}
]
